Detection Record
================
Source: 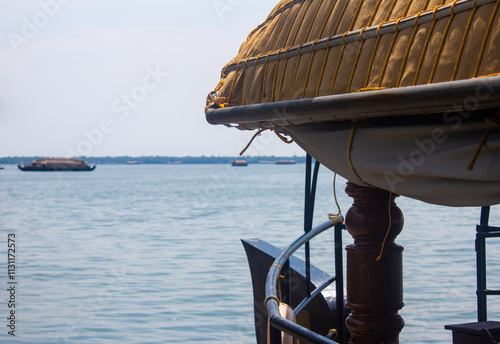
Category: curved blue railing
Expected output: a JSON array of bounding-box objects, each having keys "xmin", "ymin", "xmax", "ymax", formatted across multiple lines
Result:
[{"xmin": 265, "ymin": 217, "xmax": 345, "ymax": 344}]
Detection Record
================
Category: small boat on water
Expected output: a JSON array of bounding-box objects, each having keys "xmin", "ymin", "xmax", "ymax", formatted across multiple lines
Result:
[
  {"xmin": 232, "ymin": 160, "xmax": 248, "ymax": 166},
  {"xmin": 18, "ymin": 158, "xmax": 96, "ymax": 172},
  {"xmin": 274, "ymin": 160, "xmax": 296, "ymax": 165}
]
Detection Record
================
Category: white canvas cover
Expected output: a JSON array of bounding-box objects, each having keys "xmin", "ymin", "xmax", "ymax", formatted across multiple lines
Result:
[{"xmin": 283, "ymin": 119, "xmax": 500, "ymax": 206}]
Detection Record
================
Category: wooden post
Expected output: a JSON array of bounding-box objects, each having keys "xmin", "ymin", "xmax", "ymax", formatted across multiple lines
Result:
[{"xmin": 344, "ymin": 182, "xmax": 405, "ymax": 344}]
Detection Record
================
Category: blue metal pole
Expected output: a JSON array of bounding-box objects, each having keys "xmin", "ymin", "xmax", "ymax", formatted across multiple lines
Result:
[{"xmin": 477, "ymin": 206, "xmax": 490, "ymax": 322}]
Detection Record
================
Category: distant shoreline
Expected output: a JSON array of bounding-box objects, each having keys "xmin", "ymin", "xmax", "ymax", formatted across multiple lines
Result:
[{"xmin": 0, "ymin": 155, "xmax": 306, "ymax": 165}]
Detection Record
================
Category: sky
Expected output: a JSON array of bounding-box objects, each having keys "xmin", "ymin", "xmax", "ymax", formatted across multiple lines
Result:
[{"xmin": 0, "ymin": 0, "xmax": 303, "ymax": 157}]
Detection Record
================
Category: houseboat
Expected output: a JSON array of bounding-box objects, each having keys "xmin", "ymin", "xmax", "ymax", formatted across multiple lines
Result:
[{"xmin": 18, "ymin": 158, "xmax": 95, "ymax": 171}]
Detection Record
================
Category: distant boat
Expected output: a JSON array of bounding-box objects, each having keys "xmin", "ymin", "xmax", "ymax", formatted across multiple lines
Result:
[
  {"xmin": 0, "ymin": 165, "xmax": 4, "ymax": 170},
  {"xmin": 232, "ymin": 160, "xmax": 248, "ymax": 166},
  {"xmin": 18, "ymin": 158, "xmax": 95, "ymax": 172},
  {"xmin": 274, "ymin": 160, "xmax": 296, "ymax": 165},
  {"xmin": 126, "ymin": 161, "xmax": 141, "ymax": 164}
]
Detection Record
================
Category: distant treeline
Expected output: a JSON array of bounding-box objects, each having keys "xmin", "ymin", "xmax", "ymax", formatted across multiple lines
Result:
[{"xmin": 0, "ymin": 155, "xmax": 306, "ymax": 165}]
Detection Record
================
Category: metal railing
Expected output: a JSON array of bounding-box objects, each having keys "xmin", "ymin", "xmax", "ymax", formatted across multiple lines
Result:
[
  {"xmin": 476, "ymin": 206, "xmax": 500, "ymax": 321},
  {"xmin": 265, "ymin": 155, "xmax": 347, "ymax": 344},
  {"xmin": 265, "ymin": 219, "xmax": 345, "ymax": 344}
]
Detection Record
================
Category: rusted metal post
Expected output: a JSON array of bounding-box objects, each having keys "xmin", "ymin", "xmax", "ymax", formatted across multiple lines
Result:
[{"xmin": 344, "ymin": 182, "xmax": 405, "ymax": 344}]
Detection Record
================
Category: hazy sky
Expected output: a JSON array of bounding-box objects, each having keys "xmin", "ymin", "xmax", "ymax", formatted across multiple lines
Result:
[{"xmin": 0, "ymin": 0, "xmax": 303, "ymax": 157}]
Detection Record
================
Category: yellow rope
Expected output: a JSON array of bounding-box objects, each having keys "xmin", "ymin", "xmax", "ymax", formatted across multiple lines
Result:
[
  {"xmin": 292, "ymin": 0, "xmax": 322, "ymax": 99},
  {"xmin": 256, "ymin": 0, "xmax": 293, "ymax": 53},
  {"xmin": 328, "ymin": 173, "xmax": 343, "ymax": 223},
  {"xmin": 300, "ymin": 0, "xmax": 332, "ymax": 98},
  {"xmin": 290, "ymin": 44, "xmax": 304, "ymax": 99},
  {"xmin": 240, "ymin": 7, "xmax": 284, "ymax": 63},
  {"xmin": 248, "ymin": 0, "xmax": 298, "ymax": 38},
  {"xmin": 277, "ymin": 47, "xmax": 292, "ymax": 100},
  {"xmin": 238, "ymin": 123, "xmax": 249, "ymax": 130},
  {"xmin": 269, "ymin": 3, "xmax": 296, "ymax": 102},
  {"xmin": 275, "ymin": 1, "xmax": 304, "ymax": 101},
  {"xmin": 239, "ymin": 129, "xmax": 293, "ymax": 156},
  {"xmin": 347, "ymin": 121, "xmax": 372, "ymax": 187},
  {"xmin": 394, "ymin": 0, "xmax": 430, "ymax": 87},
  {"xmin": 278, "ymin": 274, "xmax": 285, "ymax": 303},
  {"xmin": 467, "ymin": 116, "xmax": 500, "ymax": 170},
  {"xmin": 347, "ymin": 121, "xmax": 360, "ymax": 180},
  {"xmin": 354, "ymin": 87, "xmax": 387, "ymax": 92},
  {"xmin": 281, "ymin": 2, "xmax": 303, "ymax": 48},
  {"xmin": 428, "ymin": 0, "xmax": 458, "ymax": 83},
  {"xmin": 330, "ymin": 32, "xmax": 348, "ymax": 94},
  {"xmin": 474, "ymin": 0, "xmax": 500, "ymax": 78},
  {"xmin": 467, "ymin": 128, "xmax": 496, "ymax": 170},
  {"xmin": 259, "ymin": 52, "xmax": 270, "ymax": 103},
  {"xmin": 345, "ymin": 0, "xmax": 383, "ymax": 90},
  {"xmin": 368, "ymin": 0, "xmax": 384, "ymax": 25},
  {"xmin": 239, "ymin": 128, "xmax": 266, "ymax": 156},
  {"xmin": 315, "ymin": 0, "xmax": 350, "ymax": 97},
  {"xmin": 402, "ymin": 0, "xmax": 415, "ymax": 18},
  {"xmin": 333, "ymin": 0, "xmax": 350, "ymax": 35},
  {"xmin": 236, "ymin": 7, "xmax": 272, "ymax": 63},
  {"xmin": 349, "ymin": 0, "xmax": 383, "ymax": 90},
  {"xmin": 452, "ymin": 0, "xmax": 477, "ymax": 81},
  {"xmin": 384, "ymin": 0, "xmax": 399, "ymax": 21},
  {"xmin": 349, "ymin": 0, "xmax": 365, "ymax": 30},
  {"xmin": 376, "ymin": 192, "xmax": 393, "ymax": 262},
  {"xmin": 378, "ymin": 18, "xmax": 401, "ymax": 88},
  {"xmin": 261, "ymin": 13, "xmax": 282, "ymax": 50},
  {"xmin": 300, "ymin": 0, "xmax": 321, "ymax": 43},
  {"xmin": 421, "ymin": 0, "xmax": 432, "ymax": 12},
  {"xmin": 222, "ymin": 0, "xmax": 494, "ymax": 106},
  {"xmin": 270, "ymin": 5, "xmax": 293, "ymax": 52},
  {"xmin": 271, "ymin": 54, "xmax": 280, "ymax": 102},
  {"xmin": 364, "ymin": 23, "xmax": 383, "ymax": 88},
  {"xmin": 226, "ymin": 61, "xmax": 241, "ymax": 105},
  {"xmin": 226, "ymin": 0, "xmax": 483, "ymax": 83},
  {"xmin": 241, "ymin": 59, "xmax": 249, "ymax": 105},
  {"xmin": 396, "ymin": 13, "xmax": 421, "ymax": 87},
  {"xmin": 274, "ymin": 130, "xmax": 294, "ymax": 144},
  {"xmin": 347, "ymin": 27, "xmax": 366, "ymax": 93},
  {"xmin": 318, "ymin": 0, "xmax": 338, "ymax": 38},
  {"xmin": 336, "ymin": 0, "xmax": 365, "ymax": 93},
  {"xmin": 477, "ymin": 72, "xmax": 500, "ymax": 78},
  {"xmin": 316, "ymin": 44, "xmax": 331, "ymax": 97},
  {"xmin": 240, "ymin": 19, "xmax": 270, "ymax": 61},
  {"xmin": 413, "ymin": 6, "xmax": 439, "ymax": 85},
  {"xmin": 301, "ymin": 39, "xmax": 320, "ymax": 98}
]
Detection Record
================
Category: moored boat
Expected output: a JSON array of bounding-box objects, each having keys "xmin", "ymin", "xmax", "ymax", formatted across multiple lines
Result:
[
  {"xmin": 205, "ymin": 0, "xmax": 500, "ymax": 343},
  {"xmin": 232, "ymin": 160, "xmax": 248, "ymax": 166},
  {"xmin": 18, "ymin": 158, "xmax": 96, "ymax": 172},
  {"xmin": 274, "ymin": 160, "xmax": 296, "ymax": 165}
]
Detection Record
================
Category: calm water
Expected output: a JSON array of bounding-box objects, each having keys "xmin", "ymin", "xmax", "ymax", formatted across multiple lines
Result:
[{"xmin": 0, "ymin": 163, "xmax": 499, "ymax": 344}]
